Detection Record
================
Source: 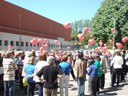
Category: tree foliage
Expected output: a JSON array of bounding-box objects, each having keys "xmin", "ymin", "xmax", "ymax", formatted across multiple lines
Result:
[
  {"xmin": 91, "ymin": 0, "xmax": 128, "ymax": 48},
  {"xmin": 71, "ymin": 19, "xmax": 91, "ymax": 47}
]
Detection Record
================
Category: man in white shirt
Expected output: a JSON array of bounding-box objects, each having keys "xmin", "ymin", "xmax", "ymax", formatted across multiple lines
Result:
[{"xmin": 111, "ymin": 51, "xmax": 123, "ymax": 87}]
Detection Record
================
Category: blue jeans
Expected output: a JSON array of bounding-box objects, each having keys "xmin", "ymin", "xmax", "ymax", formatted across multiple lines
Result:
[
  {"xmin": 77, "ymin": 78, "xmax": 85, "ymax": 96},
  {"xmin": 27, "ymin": 82, "xmax": 35, "ymax": 96},
  {"xmin": 4, "ymin": 80, "xmax": 15, "ymax": 96},
  {"xmin": 38, "ymin": 83, "xmax": 43, "ymax": 96}
]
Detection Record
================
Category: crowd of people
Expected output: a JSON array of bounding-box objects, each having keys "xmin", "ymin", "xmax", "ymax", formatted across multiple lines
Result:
[{"xmin": 0, "ymin": 49, "xmax": 128, "ymax": 96}]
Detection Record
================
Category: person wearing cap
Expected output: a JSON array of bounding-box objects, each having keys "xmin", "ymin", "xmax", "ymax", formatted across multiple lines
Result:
[
  {"xmin": 3, "ymin": 50, "xmax": 18, "ymax": 96},
  {"xmin": 36, "ymin": 56, "xmax": 64, "ymax": 96}
]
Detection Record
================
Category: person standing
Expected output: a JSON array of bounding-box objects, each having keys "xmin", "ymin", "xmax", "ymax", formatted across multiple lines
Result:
[
  {"xmin": 0, "ymin": 53, "xmax": 3, "ymax": 66},
  {"xmin": 59, "ymin": 54, "xmax": 73, "ymax": 96},
  {"xmin": 33, "ymin": 53, "xmax": 48, "ymax": 96},
  {"xmin": 3, "ymin": 50, "xmax": 18, "ymax": 96},
  {"xmin": 17, "ymin": 53, "xmax": 25, "ymax": 89},
  {"xmin": 87, "ymin": 58, "xmax": 98, "ymax": 96},
  {"xmin": 24, "ymin": 56, "xmax": 36, "ymax": 96},
  {"xmin": 36, "ymin": 56, "xmax": 64, "ymax": 96},
  {"xmin": 125, "ymin": 50, "xmax": 128, "ymax": 83},
  {"xmin": 75, "ymin": 52, "xmax": 87, "ymax": 96},
  {"xmin": 111, "ymin": 51, "xmax": 123, "ymax": 87},
  {"xmin": 98, "ymin": 52, "xmax": 107, "ymax": 90},
  {"xmin": 94, "ymin": 56, "xmax": 101, "ymax": 94}
]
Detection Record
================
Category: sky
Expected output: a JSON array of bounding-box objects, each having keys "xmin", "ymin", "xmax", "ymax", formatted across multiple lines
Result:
[{"xmin": 5, "ymin": 0, "xmax": 103, "ymax": 24}]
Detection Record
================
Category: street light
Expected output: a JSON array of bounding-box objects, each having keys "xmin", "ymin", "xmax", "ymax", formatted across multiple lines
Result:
[
  {"xmin": 112, "ymin": 18, "xmax": 116, "ymax": 51},
  {"xmin": 19, "ymin": 14, "xmax": 21, "ymax": 50}
]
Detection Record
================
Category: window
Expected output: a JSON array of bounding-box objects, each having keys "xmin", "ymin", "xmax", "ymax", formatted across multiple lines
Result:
[
  {"xmin": 51, "ymin": 44, "xmax": 53, "ymax": 47},
  {"xmin": 30, "ymin": 43, "xmax": 32, "ymax": 47},
  {"xmin": 37, "ymin": 43, "xmax": 39, "ymax": 47},
  {"xmin": 10, "ymin": 41, "xmax": 14, "ymax": 46},
  {"xmin": 21, "ymin": 42, "xmax": 24, "ymax": 46},
  {"xmin": 4, "ymin": 40, "xmax": 8, "ymax": 46},
  {"xmin": 0, "ymin": 40, "xmax": 2, "ymax": 46},
  {"xmin": 48, "ymin": 44, "xmax": 50, "ymax": 47},
  {"xmin": 16, "ymin": 41, "xmax": 19, "ymax": 46},
  {"xmin": 26, "ymin": 42, "xmax": 28, "ymax": 46}
]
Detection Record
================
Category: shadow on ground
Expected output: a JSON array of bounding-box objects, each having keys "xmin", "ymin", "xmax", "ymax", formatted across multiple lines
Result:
[{"xmin": 99, "ymin": 83, "xmax": 127, "ymax": 96}]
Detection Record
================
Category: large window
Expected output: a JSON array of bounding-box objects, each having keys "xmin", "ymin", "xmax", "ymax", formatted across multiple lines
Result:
[
  {"xmin": 0, "ymin": 40, "xmax": 2, "ymax": 46},
  {"xmin": 4, "ymin": 40, "xmax": 8, "ymax": 46},
  {"xmin": 21, "ymin": 42, "xmax": 24, "ymax": 46},
  {"xmin": 10, "ymin": 41, "xmax": 14, "ymax": 46},
  {"xmin": 16, "ymin": 41, "xmax": 19, "ymax": 46}
]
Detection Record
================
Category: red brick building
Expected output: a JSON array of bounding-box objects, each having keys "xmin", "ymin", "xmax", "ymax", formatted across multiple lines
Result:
[{"xmin": 0, "ymin": 0, "xmax": 72, "ymax": 50}]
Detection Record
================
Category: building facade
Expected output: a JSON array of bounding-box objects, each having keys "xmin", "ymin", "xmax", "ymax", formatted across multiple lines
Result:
[{"xmin": 0, "ymin": 1, "xmax": 72, "ymax": 51}]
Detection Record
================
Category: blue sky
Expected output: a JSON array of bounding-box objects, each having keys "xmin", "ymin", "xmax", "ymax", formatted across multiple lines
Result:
[{"xmin": 5, "ymin": 0, "xmax": 103, "ymax": 24}]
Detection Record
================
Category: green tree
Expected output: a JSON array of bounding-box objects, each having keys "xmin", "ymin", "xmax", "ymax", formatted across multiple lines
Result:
[
  {"xmin": 71, "ymin": 19, "xmax": 91, "ymax": 48},
  {"xmin": 91, "ymin": 0, "xmax": 128, "ymax": 49}
]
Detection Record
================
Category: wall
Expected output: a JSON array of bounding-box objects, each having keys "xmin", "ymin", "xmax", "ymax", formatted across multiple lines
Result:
[{"xmin": 0, "ymin": 1, "xmax": 71, "ymax": 41}]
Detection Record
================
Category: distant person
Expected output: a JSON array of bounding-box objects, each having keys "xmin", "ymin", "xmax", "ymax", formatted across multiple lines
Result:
[
  {"xmin": 36, "ymin": 56, "xmax": 64, "ymax": 96},
  {"xmin": 98, "ymin": 52, "xmax": 107, "ymax": 90},
  {"xmin": 0, "ymin": 53, "xmax": 3, "ymax": 66},
  {"xmin": 3, "ymin": 50, "xmax": 18, "ymax": 96},
  {"xmin": 17, "ymin": 53, "xmax": 25, "ymax": 89},
  {"xmin": 125, "ymin": 50, "xmax": 128, "ymax": 83}
]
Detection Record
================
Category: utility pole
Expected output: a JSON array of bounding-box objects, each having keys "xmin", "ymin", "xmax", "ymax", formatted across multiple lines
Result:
[
  {"xmin": 112, "ymin": 18, "xmax": 116, "ymax": 51},
  {"xmin": 19, "ymin": 14, "xmax": 21, "ymax": 50}
]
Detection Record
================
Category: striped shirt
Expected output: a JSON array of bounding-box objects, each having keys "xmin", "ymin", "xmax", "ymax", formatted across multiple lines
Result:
[{"xmin": 3, "ymin": 58, "xmax": 16, "ymax": 81}]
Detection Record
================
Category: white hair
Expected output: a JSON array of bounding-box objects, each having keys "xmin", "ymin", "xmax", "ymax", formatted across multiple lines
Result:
[{"xmin": 47, "ymin": 56, "xmax": 55, "ymax": 65}]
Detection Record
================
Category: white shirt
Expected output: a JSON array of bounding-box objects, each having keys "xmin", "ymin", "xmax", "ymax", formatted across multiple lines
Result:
[
  {"xmin": 111, "ymin": 55, "xmax": 123, "ymax": 69},
  {"xmin": 33, "ymin": 60, "xmax": 48, "ymax": 82},
  {"xmin": 125, "ymin": 54, "xmax": 128, "ymax": 65}
]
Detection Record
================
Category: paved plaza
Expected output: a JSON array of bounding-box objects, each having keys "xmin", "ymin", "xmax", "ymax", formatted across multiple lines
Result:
[
  {"xmin": 12, "ymin": 71, "xmax": 128, "ymax": 96},
  {"xmin": 0, "ymin": 72, "xmax": 128, "ymax": 96}
]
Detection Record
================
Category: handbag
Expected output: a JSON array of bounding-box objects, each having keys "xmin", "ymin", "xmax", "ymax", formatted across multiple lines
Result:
[{"xmin": 23, "ymin": 78, "xmax": 28, "ymax": 87}]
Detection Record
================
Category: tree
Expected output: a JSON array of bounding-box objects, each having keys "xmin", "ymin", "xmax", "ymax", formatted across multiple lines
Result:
[
  {"xmin": 71, "ymin": 19, "xmax": 91, "ymax": 48},
  {"xmin": 91, "ymin": 0, "xmax": 128, "ymax": 49}
]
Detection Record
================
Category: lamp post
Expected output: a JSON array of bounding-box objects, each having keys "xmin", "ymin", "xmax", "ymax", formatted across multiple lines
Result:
[
  {"xmin": 19, "ymin": 14, "xmax": 21, "ymax": 50},
  {"xmin": 112, "ymin": 18, "xmax": 116, "ymax": 51}
]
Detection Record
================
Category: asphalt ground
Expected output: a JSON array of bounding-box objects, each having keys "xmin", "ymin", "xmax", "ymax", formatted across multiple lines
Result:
[{"xmin": 1, "ymin": 71, "xmax": 128, "ymax": 96}]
